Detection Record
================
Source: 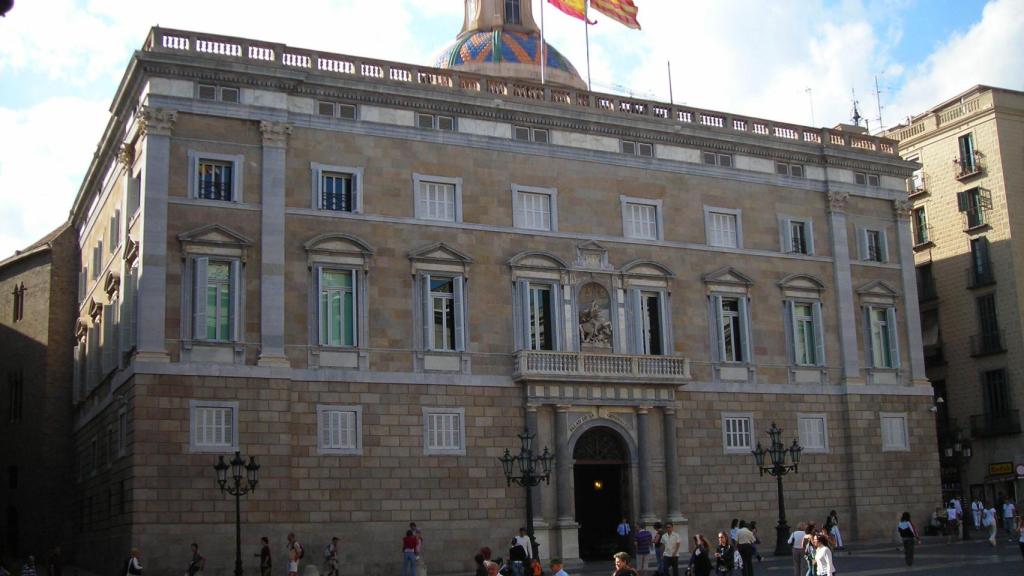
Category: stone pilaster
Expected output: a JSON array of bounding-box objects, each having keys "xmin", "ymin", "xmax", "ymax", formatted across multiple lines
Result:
[
  {"xmin": 894, "ymin": 199, "xmax": 928, "ymax": 385},
  {"xmin": 663, "ymin": 407, "xmax": 687, "ymax": 528},
  {"xmin": 637, "ymin": 407, "xmax": 657, "ymax": 523},
  {"xmin": 553, "ymin": 404, "xmax": 580, "ymax": 562},
  {"xmin": 827, "ymin": 191, "xmax": 863, "ymax": 384},
  {"xmin": 134, "ymin": 107, "xmax": 176, "ymax": 363},
  {"xmin": 257, "ymin": 121, "xmax": 292, "ymax": 367}
]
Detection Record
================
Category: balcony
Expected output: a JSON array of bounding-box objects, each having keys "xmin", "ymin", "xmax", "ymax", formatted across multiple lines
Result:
[
  {"xmin": 513, "ymin": 350, "xmax": 691, "ymax": 384},
  {"xmin": 913, "ymin": 225, "xmax": 933, "ymax": 248},
  {"xmin": 963, "ymin": 207, "xmax": 988, "ymax": 230},
  {"xmin": 970, "ymin": 409, "xmax": 1021, "ymax": 438},
  {"xmin": 967, "ymin": 266, "xmax": 995, "ymax": 288},
  {"xmin": 970, "ymin": 330, "xmax": 1005, "ymax": 356},
  {"xmin": 955, "ymin": 154, "xmax": 982, "ymax": 180}
]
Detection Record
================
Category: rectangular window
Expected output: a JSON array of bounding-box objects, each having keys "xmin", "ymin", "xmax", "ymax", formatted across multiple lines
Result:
[
  {"xmin": 417, "ymin": 180, "xmax": 457, "ymax": 221},
  {"xmin": 317, "ymin": 101, "xmax": 357, "ymax": 119},
  {"xmin": 518, "ymin": 191, "xmax": 552, "ymax": 231},
  {"xmin": 970, "ymin": 237, "xmax": 993, "ymax": 286},
  {"xmin": 109, "ymin": 210, "xmax": 121, "ymax": 252},
  {"xmin": 788, "ymin": 220, "xmax": 809, "ymax": 254},
  {"xmin": 707, "ymin": 210, "xmax": 739, "ymax": 248},
  {"xmin": 92, "ymin": 242, "xmax": 103, "ymax": 279},
  {"xmin": 528, "ymin": 284, "xmax": 554, "ymax": 351},
  {"xmin": 976, "ymin": 294, "xmax": 1000, "ymax": 353},
  {"xmin": 430, "ymin": 277, "xmax": 457, "ymax": 351},
  {"xmin": 912, "ymin": 207, "xmax": 929, "ymax": 245},
  {"xmin": 197, "ymin": 160, "xmax": 233, "ymax": 201},
  {"xmin": 79, "ymin": 267, "xmax": 88, "ymax": 302},
  {"xmin": 621, "ymin": 140, "xmax": 653, "ymax": 157},
  {"xmin": 624, "ymin": 202, "xmax": 658, "ymax": 240},
  {"xmin": 416, "ymin": 113, "xmax": 454, "ymax": 131},
  {"xmin": 127, "ymin": 171, "xmax": 141, "ymax": 218},
  {"xmin": 715, "ymin": 296, "xmax": 748, "ymax": 363},
  {"xmin": 908, "ymin": 156, "xmax": 925, "ymax": 193},
  {"xmin": 639, "ymin": 291, "xmax": 664, "ymax": 355},
  {"xmin": 197, "ymin": 84, "xmax": 238, "ymax": 103},
  {"xmin": 317, "ymin": 405, "xmax": 362, "ymax": 454},
  {"xmin": 880, "ymin": 413, "xmax": 909, "ymax": 451},
  {"xmin": 318, "ymin": 269, "xmax": 357, "ymax": 347},
  {"xmin": 958, "ymin": 133, "xmax": 977, "ymax": 175},
  {"xmin": 957, "ymin": 187, "xmax": 990, "ymax": 229},
  {"xmin": 859, "ymin": 228, "xmax": 888, "ymax": 262},
  {"xmin": 982, "ymin": 369, "xmax": 1009, "ymax": 417},
  {"xmin": 321, "ymin": 172, "xmax": 354, "ymax": 212},
  {"xmin": 513, "ymin": 126, "xmax": 548, "ymax": 143},
  {"xmin": 798, "ymin": 414, "xmax": 828, "ymax": 453},
  {"xmin": 189, "ymin": 400, "xmax": 238, "ymax": 452},
  {"xmin": 12, "ymin": 284, "xmax": 25, "ymax": 323},
  {"xmin": 791, "ymin": 302, "xmax": 820, "ymax": 366},
  {"xmin": 423, "ymin": 408, "xmax": 465, "ymax": 454},
  {"xmin": 776, "ymin": 162, "xmax": 804, "ymax": 177},
  {"xmin": 7, "ymin": 371, "xmax": 23, "ymax": 423},
  {"xmin": 722, "ymin": 414, "xmax": 753, "ymax": 452},
  {"xmin": 505, "ymin": 0, "xmax": 521, "ymax": 24},
  {"xmin": 917, "ymin": 263, "xmax": 937, "ymax": 301},
  {"xmin": 192, "ymin": 258, "xmax": 238, "ymax": 342},
  {"xmin": 703, "ymin": 152, "xmax": 732, "ymax": 167},
  {"xmin": 867, "ymin": 306, "xmax": 898, "ymax": 369},
  {"xmin": 868, "ymin": 174, "xmax": 880, "ymax": 187},
  {"xmin": 121, "ymin": 264, "xmax": 139, "ymax": 354}
]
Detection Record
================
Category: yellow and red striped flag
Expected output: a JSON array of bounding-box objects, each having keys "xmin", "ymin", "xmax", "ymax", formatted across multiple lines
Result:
[
  {"xmin": 588, "ymin": 0, "xmax": 641, "ymax": 29},
  {"xmin": 547, "ymin": 0, "xmax": 595, "ymax": 23}
]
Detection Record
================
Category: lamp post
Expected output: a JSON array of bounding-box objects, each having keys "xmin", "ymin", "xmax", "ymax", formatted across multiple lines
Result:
[
  {"xmin": 214, "ymin": 451, "xmax": 260, "ymax": 576},
  {"xmin": 751, "ymin": 422, "xmax": 803, "ymax": 557},
  {"xmin": 499, "ymin": 429, "xmax": 555, "ymax": 560},
  {"xmin": 943, "ymin": 431, "xmax": 972, "ymax": 540}
]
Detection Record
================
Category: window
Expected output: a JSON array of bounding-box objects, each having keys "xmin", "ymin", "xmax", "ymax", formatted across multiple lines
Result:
[
  {"xmin": 880, "ymin": 413, "xmax": 909, "ymax": 451},
  {"xmin": 526, "ymin": 284, "xmax": 554, "ymax": 351},
  {"xmin": 622, "ymin": 197, "xmax": 661, "ymax": 240},
  {"xmin": 982, "ymin": 369, "xmax": 1010, "ymax": 417},
  {"xmin": 318, "ymin": 269, "xmax": 357, "ymax": 347},
  {"xmin": 108, "ymin": 210, "xmax": 121, "ymax": 252},
  {"xmin": 116, "ymin": 409, "xmax": 127, "ymax": 458},
  {"xmin": 416, "ymin": 113, "xmax": 455, "ymax": 131},
  {"xmin": 722, "ymin": 413, "xmax": 753, "ymax": 453},
  {"xmin": 975, "ymin": 294, "xmax": 1001, "ymax": 354},
  {"xmin": 908, "ymin": 156, "xmax": 925, "ymax": 194},
  {"xmin": 7, "ymin": 371, "xmax": 22, "ymax": 423},
  {"xmin": 121, "ymin": 264, "xmax": 139, "ymax": 354},
  {"xmin": 781, "ymin": 218, "xmax": 813, "ymax": 255},
  {"xmin": 798, "ymin": 414, "xmax": 828, "ymax": 453},
  {"xmin": 513, "ymin": 185, "xmax": 557, "ymax": 231},
  {"xmin": 621, "ymin": 140, "xmax": 653, "ymax": 157},
  {"xmin": 427, "ymin": 276, "xmax": 462, "ymax": 351},
  {"xmin": 317, "ymin": 405, "xmax": 363, "ymax": 455},
  {"xmin": 504, "ymin": 0, "xmax": 521, "ymax": 24},
  {"xmin": 197, "ymin": 84, "xmax": 239, "ymax": 103},
  {"xmin": 101, "ymin": 302, "xmax": 118, "ymax": 376},
  {"xmin": 713, "ymin": 296, "xmax": 749, "ymax": 363},
  {"xmin": 957, "ymin": 133, "xmax": 978, "ymax": 176},
  {"xmin": 705, "ymin": 207, "xmax": 741, "ymax": 248},
  {"xmin": 414, "ymin": 175, "xmax": 462, "ymax": 222},
  {"xmin": 957, "ymin": 187, "xmax": 990, "ymax": 229},
  {"xmin": 912, "ymin": 207, "xmax": 929, "ymax": 245},
  {"xmin": 854, "ymin": 172, "xmax": 880, "ymax": 186},
  {"xmin": 423, "ymin": 407, "xmax": 465, "ymax": 455},
  {"xmin": 191, "ymin": 258, "xmax": 239, "ymax": 342},
  {"xmin": 311, "ymin": 163, "xmax": 363, "ymax": 213},
  {"xmin": 637, "ymin": 291, "xmax": 665, "ymax": 355},
  {"xmin": 858, "ymin": 228, "xmax": 888, "ymax": 262},
  {"xmin": 788, "ymin": 301, "xmax": 824, "ymax": 366},
  {"xmin": 917, "ymin": 263, "xmax": 937, "ymax": 301},
  {"xmin": 92, "ymin": 242, "xmax": 103, "ymax": 279},
  {"xmin": 127, "ymin": 171, "xmax": 141, "ymax": 218},
  {"xmin": 316, "ymin": 101, "xmax": 357, "ymax": 120},
  {"xmin": 189, "ymin": 400, "xmax": 238, "ymax": 452},
  {"xmin": 775, "ymin": 162, "xmax": 804, "ymax": 178},
  {"xmin": 703, "ymin": 152, "xmax": 732, "ymax": 167},
  {"xmin": 866, "ymin": 306, "xmax": 899, "ymax": 369},
  {"xmin": 969, "ymin": 237, "xmax": 993, "ymax": 286},
  {"xmin": 188, "ymin": 152, "xmax": 243, "ymax": 202},
  {"xmin": 11, "ymin": 283, "xmax": 25, "ymax": 322},
  {"xmin": 513, "ymin": 126, "xmax": 549, "ymax": 143},
  {"xmin": 79, "ymin": 267, "xmax": 88, "ymax": 302}
]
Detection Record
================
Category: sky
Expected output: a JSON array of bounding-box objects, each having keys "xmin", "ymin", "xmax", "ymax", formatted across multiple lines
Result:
[{"xmin": 0, "ymin": 0, "xmax": 1022, "ymax": 259}]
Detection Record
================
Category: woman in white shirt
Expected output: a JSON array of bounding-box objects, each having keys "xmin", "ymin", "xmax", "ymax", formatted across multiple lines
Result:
[
  {"xmin": 813, "ymin": 533, "xmax": 835, "ymax": 576},
  {"xmin": 982, "ymin": 503, "xmax": 998, "ymax": 546}
]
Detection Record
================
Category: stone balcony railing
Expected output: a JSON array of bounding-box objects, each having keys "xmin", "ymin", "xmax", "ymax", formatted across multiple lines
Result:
[
  {"xmin": 143, "ymin": 27, "xmax": 899, "ymax": 156},
  {"xmin": 513, "ymin": 350, "xmax": 691, "ymax": 384}
]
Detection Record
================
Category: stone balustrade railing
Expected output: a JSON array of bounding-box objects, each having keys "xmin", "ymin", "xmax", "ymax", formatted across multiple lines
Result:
[
  {"xmin": 888, "ymin": 96, "xmax": 989, "ymax": 142},
  {"xmin": 145, "ymin": 27, "xmax": 898, "ymax": 156},
  {"xmin": 514, "ymin": 350, "xmax": 691, "ymax": 383}
]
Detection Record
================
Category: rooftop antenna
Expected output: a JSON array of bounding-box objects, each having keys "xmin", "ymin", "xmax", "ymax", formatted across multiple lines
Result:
[
  {"xmin": 851, "ymin": 88, "xmax": 863, "ymax": 127},
  {"xmin": 873, "ymin": 75, "xmax": 885, "ymax": 131},
  {"xmin": 805, "ymin": 87, "xmax": 815, "ymax": 126}
]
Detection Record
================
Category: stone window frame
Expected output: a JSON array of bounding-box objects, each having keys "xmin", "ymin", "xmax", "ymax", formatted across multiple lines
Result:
[
  {"xmin": 509, "ymin": 251, "xmax": 571, "ymax": 354},
  {"xmin": 311, "ymin": 162, "xmax": 364, "ymax": 214},
  {"xmin": 620, "ymin": 140, "xmax": 654, "ymax": 157},
  {"xmin": 422, "ymin": 406, "xmax": 466, "ymax": 456},
  {"xmin": 797, "ymin": 413, "xmax": 829, "ymax": 453},
  {"xmin": 703, "ymin": 151, "xmax": 733, "ymax": 168},
  {"xmin": 512, "ymin": 184, "xmax": 558, "ymax": 232},
  {"xmin": 187, "ymin": 150, "xmax": 245, "ymax": 204},
  {"xmin": 196, "ymin": 83, "xmax": 239, "ymax": 103},
  {"xmin": 775, "ymin": 161, "xmax": 805, "ymax": 178},
  {"xmin": 513, "ymin": 126, "xmax": 549, "ymax": 143},
  {"xmin": 304, "ymin": 233, "xmax": 374, "ymax": 370},
  {"xmin": 316, "ymin": 404, "xmax": 363, "ymax": 456},
  {"xmin": 413, "ymin": 173, "xmax": 463, "ymax": 223},
  {"xmin": 621, "ymin": 260, "xmax": 675, "ymax": 357},
  {"xmin": 778, "ymin": 216, "xmax": 815, "ymax": 255},
  {"xmin": 410, "ymin": 243, "xmax": 473, "ymax": 373},
  {"xmin": 416, "ymin": 112, "xmax": 456, "ymax": 131},
  {"xmin": 704, "ymin": 205, "xmax": 743, "ymax": 249},
  {"xmin": 620, "ymin": 195, "xmax": 663, "ymax": 241},
  {"xmin": 188, "ymin": 399, "xmax": 239, "ymax": 453},
  {"xmin": 880, "ymin": 412, "xmax": 909, "ymax": 452},
  {"xmin": 721, "ymin": 412, "xmax": 754, "ymax": 454},
  {"xmin": 856, "ymin": 226, "xmax": 889, "ymax": 263},
  {"xmin": 316, "ymin": 101, "xmax": 358, "ymax": 120}
]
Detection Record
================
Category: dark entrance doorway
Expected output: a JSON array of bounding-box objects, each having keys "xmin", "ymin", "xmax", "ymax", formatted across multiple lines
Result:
[{"xmin": 573, "ymin": 426, "xmax": 630, "ymax": 560}]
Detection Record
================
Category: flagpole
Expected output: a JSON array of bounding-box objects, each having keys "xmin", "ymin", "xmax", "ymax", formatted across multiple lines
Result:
[
  {"xmin": 584, "ymin": 2, "xmax": 592, "ymax": 91},
  {"xmin": 540, "ymin": 0, "xmax": 546, "ymax": 85},
  {"xmin": 667, "ymin": 60, "xmax": 674, "ymax": 104}
]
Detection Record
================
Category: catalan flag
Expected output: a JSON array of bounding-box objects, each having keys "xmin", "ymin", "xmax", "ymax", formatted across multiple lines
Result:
[
  {"xmin": 547, "ymin": 0, "xmax": 595, "ymax": 24},
  {"xmin": 588, "ymin": 0, "xmax": 641, "ymax": 29}
]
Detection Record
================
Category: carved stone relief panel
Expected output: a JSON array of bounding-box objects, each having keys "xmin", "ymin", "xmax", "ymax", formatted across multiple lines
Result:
[{"xmin": 578, "ymin": 282, "xmax": 612, "ymax": 348}]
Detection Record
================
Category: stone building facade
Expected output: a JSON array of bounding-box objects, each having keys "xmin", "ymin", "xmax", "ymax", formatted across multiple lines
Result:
[
  {"xmin": 62, "ymin": 3, "xmax": 939, "ymax": 574},
  {"xmin": 884, "ymin": 86, "xmax": 1024, "ymax": 507},
  {"xmin": 0, "ymin": 224, "xmax": 77, "ymax": 561}
]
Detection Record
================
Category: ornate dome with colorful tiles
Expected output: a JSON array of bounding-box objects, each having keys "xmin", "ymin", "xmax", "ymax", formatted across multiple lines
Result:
[{"xmin": 434, "ymin": 30, "xmax": 585, "ymax": 89}]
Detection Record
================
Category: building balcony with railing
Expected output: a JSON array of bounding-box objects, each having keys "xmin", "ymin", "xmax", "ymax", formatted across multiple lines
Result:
[
  {"xmin": 970, "ymin": 329, "xmax": 1005, "ymax": 356},
  {"xmin": 967, "ymin": 266, "xmax": 995, "ymax": 288},
  {"xmin": 513, "ymin": 350, "xmax": 691, "ymax": 384},
  {"xmin": 955, "ymin": 153, "xmax": 983, "ymax": 180},
  {"xmin": 970, "ymin": 409, "xmax": 1021, "ymax": 438}
]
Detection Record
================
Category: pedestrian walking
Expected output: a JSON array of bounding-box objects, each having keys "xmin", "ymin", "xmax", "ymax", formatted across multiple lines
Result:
[
  {"xmin": 800, "ymin": 524, "xmax": 816, "ymax": 576},
  {"xmin": 982, "ymin": 502, "xmax": 998, "ymax": 546},
  {"xmin": 617, "ymin": 517, "xmax": 633, "ymax": 555},
  {"xmin": 1017, "ymin": 515, "xmax": 1024, "ymax": 560},
  {"xmin": 945, "ymin": 500, "xmax": 959, "ymax": 543},
  {"xmin": 255, "ymin": 537, "xmax": 272, "ymax": 576},
  {"xmin": 786, "ymin": 523, "xmax": 806, "ymax": 576},
  {"xmin": 125, "ymin": 549, "xmax": 143, "ymax": 576},
  {"xmin": 728, "ymin": 520, "xmax": 739, "ymax": 544},
  {"xmin": 401, "ymin": 530, "xmax": 419, "ymax": 576},
  {"xmin": 971, "ymin": 497, "xmax": 983, "ymax": 529},
  {"xmin": 713, "ymin": 532, "xmax": 735, "ymax": 576},
  {"xmin": 748, "ymin": 522, "xmax": 763, "ymax": 562},
  {"xmin": 734, "ymin": 522, "xmax": 755, "ymax": 576},
  {"xmin": 612, "ymin": 552, "xmax": 638, "ymax": 576},
  {"xmin": 634, "ymin": 523, "xmax": 653, "ymax": 575},
  {"xmin": 812, "ymin": 534, "xmax": 834, "ymax": 576},
  {"xmin": 652, "ymin": 522, "xmax": 665, "ymax": 576},
  {"xmin": 661, "ymin": 522, "xmax": 683, "ymax": 576},
  {"xmin": 824, "ymin": 512, "xmax": 843, "ymax": 550},
  {"xmin": 323, "ymin": 537, "xmax": 339, "ymax": 576},
  {"xmin": 896, "ymin": 512, "xmax": 921, "ymax": 566},
  {"xmin": 286, "ymin": 533, "xmax": 304, "ymax": 576},
  {"xmin": 1002, "ymin": 499, "xmax": 1016, "ymax": 539},
  {"xmin": 187, "ymin": 543, "xmax": 205, "ymax": 576},
  {"xmin": 510, "ymin": 528, "xmax": 532, "ymax": 576},
  {"xmin": 686, "ymin": 535, "xmax": 712, "ymax": 576}
]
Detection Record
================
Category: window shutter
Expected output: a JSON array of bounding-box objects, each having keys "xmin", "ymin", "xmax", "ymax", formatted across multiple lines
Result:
[
  {"xmin": 857, "ymin": 228, "xmax": 868, "ymax": 260},
  {"xmin": 193, "ymin": 257, "xmax": 209, "ymax": 340},
  {"xmin": 886, "ymin": 307, "xmax": 900, "ymax": 368},
  {"xmin": 711, "ymin": 295, "xmax": 724, "ymax": 362},
  {"xmin": 657, "ymin": 291, "xmax": 670, "ymax": 355},
  {"xmin": 739, "ymin": 296, "xmax": 752, "ymax": 363},
  {"xmin": 628, "ymin": 288, "xmax": 643, "ymax": 354},
  {"xmin": 120, "ymin": 284, "xmax": 131, "ymax": 354},
  {"xmin": 316, "ymin": 266, "xmax": 325, "ymax": 346},
  {"xmin": 805, "ymin": 220, "xmax": 815, "ymax": 255},
  {"xmin": 349, "ymin": 269, "xmax": 358, "ymax": 347},
  {"xmin": 551, "ymin": 283, "xmax": 563, "ymax": 352},
  {"xmin": 73, "ymin": 346, "xmax": 81, "ymax": 403},
  {"xmin": 230, "ymin": 260, "xmax": 241, "ymax": 342},
  {"xmin": 880, "ymin": 231, "xmax": 889, "ymax": 263},
  {"xmin": 416, "ymin": 183, "xmax": 427, "ymax": 218},
  {"xmin": 863, "ymin": 307, "xmax": 873, "ymax": 367},
  {"xmin": 351, "ymin": 173, "xmax": 359, "ymax": 212},
  {"xmin": 782, "ymin": 219, "xmax": 793, "ymax": 253},
  {"xmin": 783, "ymin": 300, "xmax": 795, "ymax": 364},
  {"xmin": 812, "ymin": 301, "xmax": 826, "ymax": 366},
  {"xmin": 956, "ymin": 191, "xmax": 968, "ymax": 212},
  {"xmin": 515, "ymin": 280, "xmax": 529, "ymax": 350},
  {"xmin": 421, "ymin": 273, "xmax": 432, "ymax": 350},
  {"xmin": 453, "ymin": 276, "xmax": 465, "ymax": 352}
]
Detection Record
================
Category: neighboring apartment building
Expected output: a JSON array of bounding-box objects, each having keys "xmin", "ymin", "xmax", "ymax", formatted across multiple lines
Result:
[
  {"xmin": 885, "ymin": 86, "xmax": 1024, "ymax": 508},
  {"xmin": 62, "ymin": 1, "xmax": 938, "ymax": 573},
  {"xmin": 0, "ymin": 224, "xmax": 76, "ymax": 561}
]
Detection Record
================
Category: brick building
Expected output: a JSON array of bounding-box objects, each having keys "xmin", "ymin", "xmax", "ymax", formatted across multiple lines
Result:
[
  {"xmin": 884, "ymin": 86, "xmax": 1024, "ymax": 507},
  {"xmin": 0, "ymin": 224, "xmax": 77, "ymax": 561},
  {"xmin": 59, "ymin": 1, "xmax": 939, "ymax": 574}
]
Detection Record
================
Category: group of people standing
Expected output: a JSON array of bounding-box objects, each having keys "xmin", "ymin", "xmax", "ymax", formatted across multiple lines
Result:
[
  {"xmin": 784, "ymin": 522, "xmax": 839, "ymax": 576},
  {"xmin": 937, "ymin": 495, "xmax": 1019, "ymax": 548}
]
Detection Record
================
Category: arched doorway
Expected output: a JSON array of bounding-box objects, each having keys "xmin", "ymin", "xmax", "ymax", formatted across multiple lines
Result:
[{"xmin": 573, "ymin": 426, "xmax": 630, "ymax": 560}]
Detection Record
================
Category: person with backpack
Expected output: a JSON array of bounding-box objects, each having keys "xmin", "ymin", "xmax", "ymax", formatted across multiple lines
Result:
[
  {"xmin": 896, "ymin": 512, "xmax": 921, "ymax": 566},
  {"xmin": 323, "ymin": 537, "xmax": 339, "ymax": 576},
  {"xmin": 186, "ymin": 543, "xmax": 205, "ymax": 576}
]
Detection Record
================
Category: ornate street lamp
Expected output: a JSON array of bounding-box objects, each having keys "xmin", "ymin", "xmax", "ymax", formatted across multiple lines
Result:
[
  {"xmin": 214, "ymin": 451, "xmax": 260, "ymax": 576},
  {"xmin": 751, "ymin": 422, "xmax": 802, "ymax": 557},
  {"xmin": 499, "ymin": 429, "xmax": 554, "ymax": 560}
]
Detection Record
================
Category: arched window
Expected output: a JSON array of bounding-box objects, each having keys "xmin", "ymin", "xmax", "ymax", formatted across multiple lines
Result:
[{"xmin": 505, "ymin": 0, "xmax": 521, "ymax": 24}]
